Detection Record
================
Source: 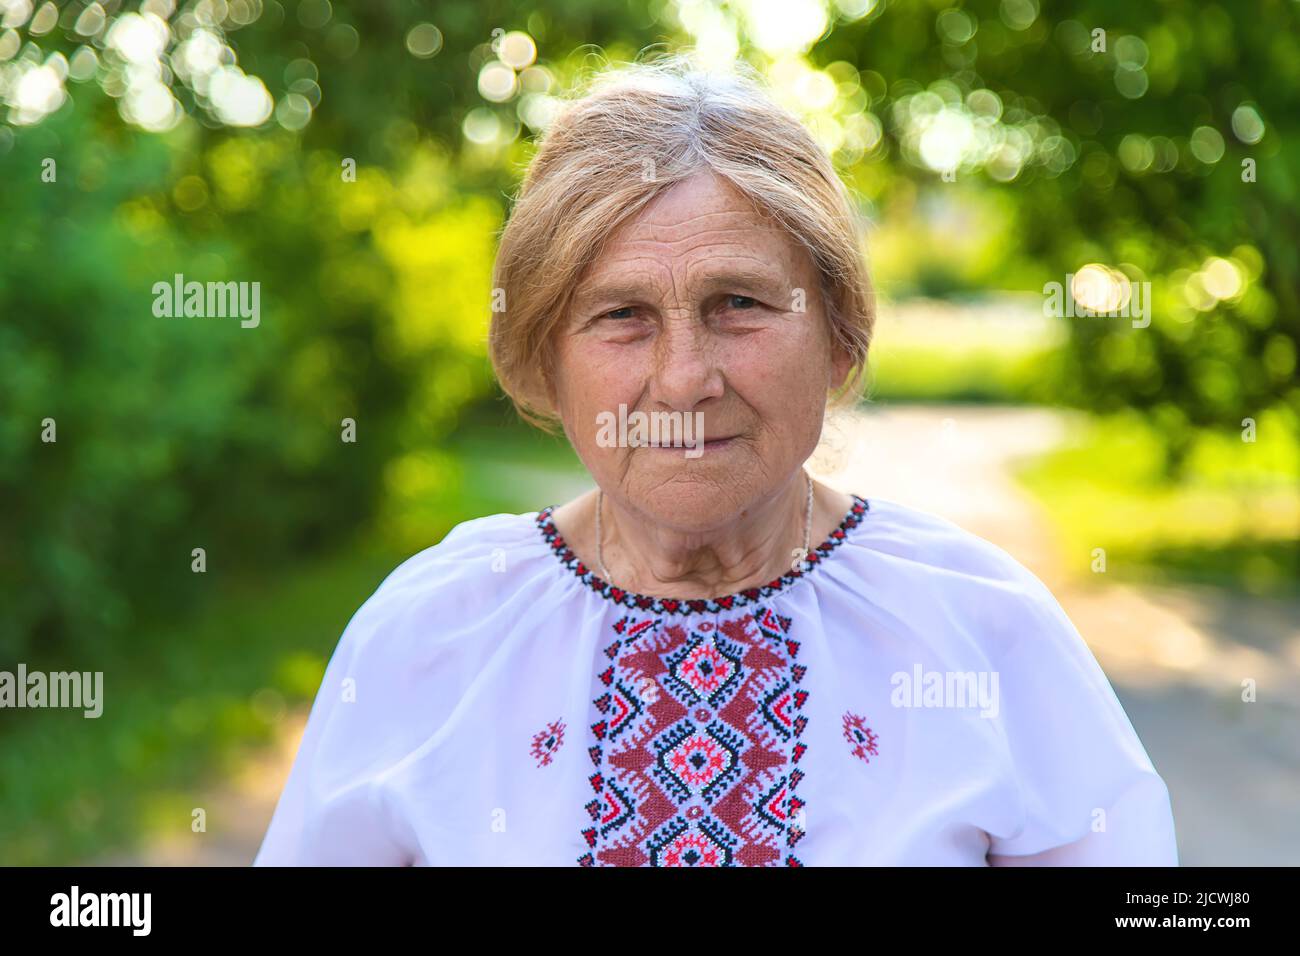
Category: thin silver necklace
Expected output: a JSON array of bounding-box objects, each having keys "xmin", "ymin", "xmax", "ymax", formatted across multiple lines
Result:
[{"xmin": 595, "ymin": 472, "xmax": 815, "ymax": 585}]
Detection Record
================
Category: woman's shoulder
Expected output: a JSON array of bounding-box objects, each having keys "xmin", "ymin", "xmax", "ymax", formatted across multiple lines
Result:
[
  {"xmin": 851, "ymin": 495, "xmax": 1044, "ymax": 587},
  {"xmin": 839, "ymin": 496, "xmax": 1073, "ymax": 661},
  {"xmin": 379, "ymin": 508, "xmax": 546, "ymax": 586},
  {"xmin": 341, "ymin": 508, "xmax": 556, "ymax": 653}
]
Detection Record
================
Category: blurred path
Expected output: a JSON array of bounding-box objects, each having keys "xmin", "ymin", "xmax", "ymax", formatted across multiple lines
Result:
[
  {"xmin": 92, "ymin": 713, "xmax": 308, "ymax": 866},
  {"xmin": 812, "ymin": 404, "xmax": 1300, "ymax": 866},
  {"xmin": 103, "ymin": 404, "xmax": 1299, "ymax": 865}
]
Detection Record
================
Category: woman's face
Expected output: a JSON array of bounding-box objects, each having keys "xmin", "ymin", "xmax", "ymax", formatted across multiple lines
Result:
[{"xmin": 550, "ymin": 168, "xmax": 852, "ymax": 531}]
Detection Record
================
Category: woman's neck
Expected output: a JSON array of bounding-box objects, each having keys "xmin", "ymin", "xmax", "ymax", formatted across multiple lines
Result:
[{"xmin": 553, "ymin": 475, "xmax": 852, "ymax": 599}]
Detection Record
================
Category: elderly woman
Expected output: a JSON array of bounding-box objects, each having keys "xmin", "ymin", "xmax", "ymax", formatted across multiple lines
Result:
[{"xmin": 254, "ymin": 58, "xmax": 1177, "ymax": 867}]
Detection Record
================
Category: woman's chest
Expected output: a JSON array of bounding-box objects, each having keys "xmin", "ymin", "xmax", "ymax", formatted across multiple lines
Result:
[{"xmin": 387, "ymin": 607, "xmax": 1016, "ymax": 866}]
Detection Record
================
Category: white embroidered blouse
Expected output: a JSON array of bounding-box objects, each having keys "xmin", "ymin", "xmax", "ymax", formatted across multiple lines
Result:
[{"xmin": 253, "ymin": 495, "xmax": 1179, "ymax": 866}]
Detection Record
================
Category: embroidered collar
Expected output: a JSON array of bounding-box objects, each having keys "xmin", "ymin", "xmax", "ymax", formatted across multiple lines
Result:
[{"xmin": 535, "ymin": 494, "xmax": 869, "ymax": 616}]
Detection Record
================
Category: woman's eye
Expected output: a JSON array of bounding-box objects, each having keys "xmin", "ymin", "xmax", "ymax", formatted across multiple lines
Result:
[
  {"xmin": 728, "ymin": 295, "xmax": 757, "ymax": 309},
  {"xmin": 605, "ymin": 306, "xmax": 635, "ymax": 320}
]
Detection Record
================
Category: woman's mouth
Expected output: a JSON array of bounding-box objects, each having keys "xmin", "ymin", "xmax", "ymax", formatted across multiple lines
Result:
[{"xmin": 644, "ymin": 435, "xmax": 738, "ymax": 454}]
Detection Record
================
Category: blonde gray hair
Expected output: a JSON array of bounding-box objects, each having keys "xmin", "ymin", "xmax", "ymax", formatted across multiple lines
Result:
[{"xmin": 489, "ymin": 53, "xmax": 875, "ymax": 428}]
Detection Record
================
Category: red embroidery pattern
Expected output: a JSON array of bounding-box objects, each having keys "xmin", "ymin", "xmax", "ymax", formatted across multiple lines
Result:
[
  {"xmin": 530, "ymin": 719, "xmax": 566, "ymax": 767},
  {"xmin": 842, "ymin": 712, "xmax": 880, "ymax": 764},
  {"xmin": 578, "ymin": 608, "xmax": 809, "ymax": 866},
  {"xmin": 536, "ymin": 496, "xmax": 869, "ymax": 616}
]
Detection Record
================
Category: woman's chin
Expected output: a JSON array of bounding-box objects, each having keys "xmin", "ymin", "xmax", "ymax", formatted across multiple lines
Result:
[{"xmin": 622, "ymin": 473, "xmax": 766, "ymax": 532}]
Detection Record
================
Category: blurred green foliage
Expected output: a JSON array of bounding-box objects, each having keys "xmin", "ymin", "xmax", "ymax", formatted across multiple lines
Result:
[
  {"xmin": 0, "ymin": 417, "xmax": 584, "ymax": 865},
  {"xmin": 0, "ymin": 110, "xmax": 497, "ymax": 659},
  {"xmin": 822, "ymin": 0, "xmax": 1299, "ymax": 474}
]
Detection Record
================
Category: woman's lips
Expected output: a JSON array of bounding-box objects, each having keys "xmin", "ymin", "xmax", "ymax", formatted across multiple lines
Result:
[{"xmin": 644, "ymin": 435, "xmax": 738, "ymax": 452}]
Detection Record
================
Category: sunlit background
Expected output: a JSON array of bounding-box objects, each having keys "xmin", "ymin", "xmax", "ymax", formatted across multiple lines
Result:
[{"xmin": 1, "ymin": 0, "xmax": 1297, "ymax": 865}]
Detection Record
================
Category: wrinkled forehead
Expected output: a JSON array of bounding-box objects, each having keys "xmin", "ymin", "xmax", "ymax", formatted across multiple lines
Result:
[
  {"xmin": 613, "ymin": 168, "xmax": 771, "ymax": 238},
  {"xmin": 576, "ymin": 170, "xmax": 810, "ymax": 295}
]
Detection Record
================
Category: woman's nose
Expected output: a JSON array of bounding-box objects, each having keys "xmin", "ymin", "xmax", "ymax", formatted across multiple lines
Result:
[{"xmin": 650, "ymin": 317, "xmax": 725, "ymax": 410}]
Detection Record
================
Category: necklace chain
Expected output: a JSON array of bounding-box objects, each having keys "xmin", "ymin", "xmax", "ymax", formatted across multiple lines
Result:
[{"xmin": 595, "ymin": 472, "xmax": 815, "ymax": 585}]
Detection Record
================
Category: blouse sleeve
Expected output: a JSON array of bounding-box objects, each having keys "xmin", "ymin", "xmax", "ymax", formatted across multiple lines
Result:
[
  {"xmin": 252, "ymin": 565, "xmax": 431, "ymax": 866},
  {"xmin": 983, "ymin": 569, "xmax": 1179, "ymax": 866}
]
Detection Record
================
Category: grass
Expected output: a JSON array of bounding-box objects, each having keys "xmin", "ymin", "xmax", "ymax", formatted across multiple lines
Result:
[
  {"xmin": 1014, "ymin": 411, "xmax": 1300, "ymax": 596},
  {"xmin": 0, "ymin": 419, "xmax": 586, "ymax": 865},
  {"xmin": 0, "ymin": 536, "xmax": 401, "ymax": 865},
  {"xmin": 865, "ymin": 296, "xmax": 1067, "ymax": 404},
  {"xmin": 867, "ymin": 343, "xmax": 1061, "ymax": 403}
]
